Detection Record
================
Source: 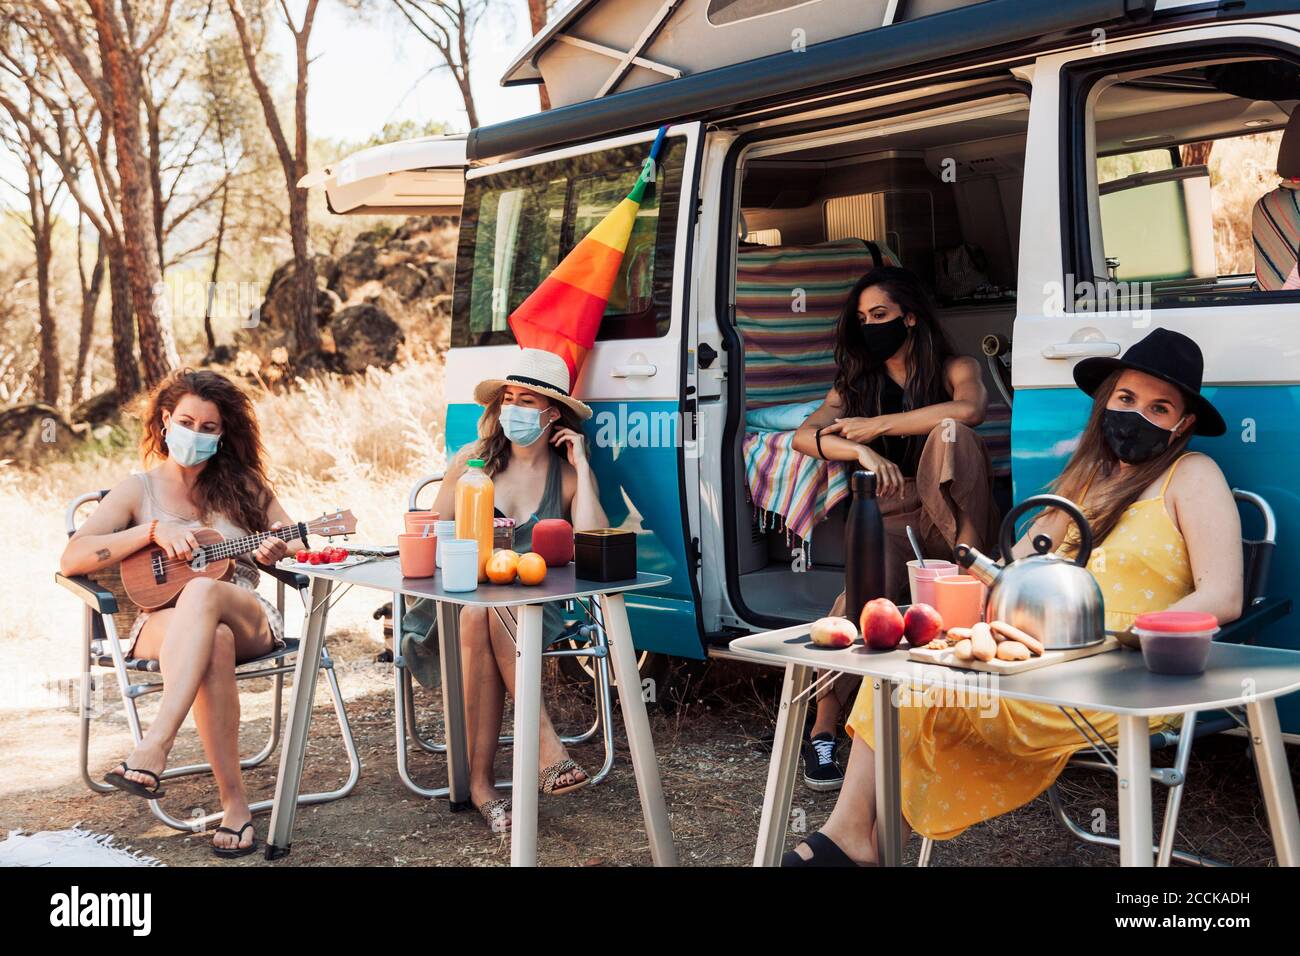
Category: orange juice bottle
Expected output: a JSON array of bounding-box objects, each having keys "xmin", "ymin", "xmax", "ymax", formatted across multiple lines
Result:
[{"xmin": 455, "ymin": 458, "xmax": 495, "ymax": 582}]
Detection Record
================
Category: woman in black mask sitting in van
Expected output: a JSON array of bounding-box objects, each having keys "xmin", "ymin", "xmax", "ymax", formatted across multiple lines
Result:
[{"xmin": 791, "ymin": 266, "xmax": 999, "ymax": 790}]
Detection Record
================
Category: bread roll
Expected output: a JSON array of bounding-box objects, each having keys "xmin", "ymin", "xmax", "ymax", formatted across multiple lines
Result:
[
  {"xmin": 971, "ymin": 622, "xmax": 997, "ymax": 662},
  {"xmin": 996, "ymin": 641, "xmax": 1031, "ymax": 662},
  {"xmin": 990, "ymin": 620, "xmax": 1045, "ymax": 656}
]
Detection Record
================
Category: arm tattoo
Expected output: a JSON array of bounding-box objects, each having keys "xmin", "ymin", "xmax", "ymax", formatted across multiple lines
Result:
[{"xmin": 95, "ymin": 548, "xmax": 111, "ymax": 562}]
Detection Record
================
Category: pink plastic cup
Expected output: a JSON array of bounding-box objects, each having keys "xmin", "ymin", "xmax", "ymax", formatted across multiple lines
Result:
[
  {"xmin": 907, "ymin": 560, "xmax": 959, "ymax": 609},
  {"xmin": 932, "ymin": 574, "xmax": 987, "ymax": 631}
]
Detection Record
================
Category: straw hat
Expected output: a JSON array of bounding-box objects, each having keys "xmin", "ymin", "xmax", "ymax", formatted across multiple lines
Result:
[{"xmin": 472, "ymin": 348, "xmax": 593, "ymax": 420}]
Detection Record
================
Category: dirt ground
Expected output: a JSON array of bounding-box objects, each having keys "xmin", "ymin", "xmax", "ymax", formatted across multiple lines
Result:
[{"xmin": 1, "ymin": 621, "xmax": 1295, "ymax": 867}]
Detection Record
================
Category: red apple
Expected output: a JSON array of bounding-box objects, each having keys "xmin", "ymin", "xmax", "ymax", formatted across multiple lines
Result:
[
  {"xmin": 810, "ymin": 616, "xmax": 857, "ymax": 649},
  {"xmin": 860, "ymin": 598, "xmax": 905, "ymax": 650},
  {"xmin": 903, "ymin": 603, "xmax": 944, "ymax": 647}
]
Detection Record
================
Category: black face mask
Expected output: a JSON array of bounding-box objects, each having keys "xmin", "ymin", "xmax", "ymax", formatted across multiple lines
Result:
[
  {"xmin": 860, "ymin": 315, "xmax": 909, "ymax": 362},
  {"xmin": 1101, "ymin": 408, "xmax": 1183, "ymax": 464}
]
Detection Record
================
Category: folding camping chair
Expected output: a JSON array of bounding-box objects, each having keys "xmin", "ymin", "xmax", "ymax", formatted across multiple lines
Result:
[
  {"xmin": 393, "ymin": 474, "xmax": 617, "ymax": 797},
  {"xmin": 56, "ymin": 490, "xmax": 361, "ymax": 833},
  {"xmin": 917, "ymin": 488, "xmax": 1290, "ymax": 868}
]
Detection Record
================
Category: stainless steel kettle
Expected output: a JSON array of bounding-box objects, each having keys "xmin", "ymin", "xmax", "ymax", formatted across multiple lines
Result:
[{"xmin": 954, "ymin": 494, "xmax": 1105, "ymax": 650}]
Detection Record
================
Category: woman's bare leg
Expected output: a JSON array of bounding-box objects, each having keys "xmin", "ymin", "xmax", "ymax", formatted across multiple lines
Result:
[
  {"xmin": 459, "ymin": 606, "xmax": 509, "ymax": 825},
  {"xmin": 789, "ymin": 732, "xmax": 912, "ymax": 864},
  {"xmin": 191, "ymin": 608, "xmax": 276, "ymax": 852},
  {"xmin": 484, "ymin": 610, "xmax": 588, "ymax": 789},
  {"xmin": 121, "ymin": 579, "xmax": 274, "ymax": 851}
]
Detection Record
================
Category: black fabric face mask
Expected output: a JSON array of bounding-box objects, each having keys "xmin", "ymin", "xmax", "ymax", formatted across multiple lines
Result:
[
  {"xmin": 860, "ymin": 315, "xmax": 909, "ymax": 361},
  {"xmin": 1101, "ymin": 408, "xmax": 1183, "ymax": 464}
]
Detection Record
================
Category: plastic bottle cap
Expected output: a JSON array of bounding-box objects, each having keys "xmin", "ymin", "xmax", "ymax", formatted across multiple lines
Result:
[{"xmin": 467, "ymin": 458, "xmax": 485, "ymax": 468}]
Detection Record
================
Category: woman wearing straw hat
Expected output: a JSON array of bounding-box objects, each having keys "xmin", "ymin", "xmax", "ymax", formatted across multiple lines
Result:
[
  {"xmin": 430, "ymin": 348, "xmax": 608, "ymax": 833},
  {"xmin": 785, "ymin": 327, "xmax": 1244, "ymax": 865}
]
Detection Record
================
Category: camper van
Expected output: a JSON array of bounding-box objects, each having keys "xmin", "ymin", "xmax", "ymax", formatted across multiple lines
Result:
[{"xmin": 305, "ymin": 0, "xmax": 1300, "ymax": 730}]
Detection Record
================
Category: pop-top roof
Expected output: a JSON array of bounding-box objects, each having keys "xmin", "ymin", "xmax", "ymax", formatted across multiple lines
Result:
[{"xmin": 505, "ymin": 0, "xmax": 1030, "ymax": 108}]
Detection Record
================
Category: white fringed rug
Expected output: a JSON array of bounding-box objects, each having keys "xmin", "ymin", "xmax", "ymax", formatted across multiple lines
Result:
[{"xmin": 0, "ymin": 826, "xmax": 164, "ymax": 867}]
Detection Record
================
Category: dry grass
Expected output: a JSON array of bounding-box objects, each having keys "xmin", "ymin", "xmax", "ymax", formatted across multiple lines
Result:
[{"xmin": 0, "ymin": 351, "xmax": 449, "ymax": 703}]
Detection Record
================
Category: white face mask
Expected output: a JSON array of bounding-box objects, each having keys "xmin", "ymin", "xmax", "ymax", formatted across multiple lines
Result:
[
  {"xmin": 499, "ymin": 404, "xmax": 551, "ymax": 446},
  {"xmin": 164, "ymin": 419, "xmax": 221, "ymax": 466}
]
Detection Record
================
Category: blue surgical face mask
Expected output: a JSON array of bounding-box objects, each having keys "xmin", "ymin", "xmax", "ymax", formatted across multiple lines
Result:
[
  {"xmin": 498, "ymin": 404, "xmax": 549, "ymax": 447},
  {"xmin": 164, "ymin": 420, "xmax": 221, "ymax": 466}
]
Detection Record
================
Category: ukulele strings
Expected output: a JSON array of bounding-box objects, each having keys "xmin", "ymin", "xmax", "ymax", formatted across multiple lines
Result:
[{"xmin": 147, "ymin": 522, "xmax": 319, "ymax": 573}]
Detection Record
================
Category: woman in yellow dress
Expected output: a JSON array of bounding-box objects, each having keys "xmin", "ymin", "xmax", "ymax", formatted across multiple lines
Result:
[{"xmin": 784, "ymin": 327, "xmax": 1243, "ymax": 865}]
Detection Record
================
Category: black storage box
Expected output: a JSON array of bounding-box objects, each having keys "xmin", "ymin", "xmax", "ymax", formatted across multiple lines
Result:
[{"xmin": 574, "ymin": 529, "xmax": 637, "ymax": 582}]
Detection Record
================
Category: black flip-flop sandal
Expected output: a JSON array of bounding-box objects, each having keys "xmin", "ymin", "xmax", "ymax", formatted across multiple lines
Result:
[
  {"xmin": 781, "ymin": 830, "xmax": 870, "ymax": 867},
  {"xmin": 212, "ymin": 821, "xmax": 259, "ymax": 859},
  {"xmin": 103, "ymin": 763, "xmax": 166, "ymax": 800}
]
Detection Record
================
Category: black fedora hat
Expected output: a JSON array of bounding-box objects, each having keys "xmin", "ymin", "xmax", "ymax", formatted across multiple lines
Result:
[{"xmin": 1073, "ymin": 327, "xmax": 1226, "ymax": 437}]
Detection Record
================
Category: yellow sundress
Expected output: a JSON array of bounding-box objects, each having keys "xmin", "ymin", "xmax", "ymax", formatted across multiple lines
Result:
[{"xmin": 844, "ymin": 453, "xmax": 1199, "ymax": 840}]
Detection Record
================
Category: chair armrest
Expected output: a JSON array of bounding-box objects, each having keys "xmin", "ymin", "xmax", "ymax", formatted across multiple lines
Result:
[
  {"xmin": 256, "ymin": 561, "xmax": 309, "ymax": 591},
  {"xmin": 1215, "ymin": 596, "xmax": 1292, "ymax": 645},
  {"xmin": 55, "ymin": 572, "xmax": 118, "ymax": 614}
]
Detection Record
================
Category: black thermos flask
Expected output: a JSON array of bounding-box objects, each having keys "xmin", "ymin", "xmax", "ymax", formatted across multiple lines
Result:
[{"xmin": 845, "ymin": 470, "xmax": 886, "ymax": 625}]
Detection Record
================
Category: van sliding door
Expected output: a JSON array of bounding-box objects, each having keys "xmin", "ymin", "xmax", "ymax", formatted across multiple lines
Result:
[{"xmin": 446, "ymin": 124, "xmax": 706, "ymax": 658}]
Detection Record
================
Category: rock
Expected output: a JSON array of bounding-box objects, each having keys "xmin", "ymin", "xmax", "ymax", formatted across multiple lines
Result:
[
  {"xmin": 70, "ymin": 390, "xmax": 122, "ymax": 427},
  {"xmin": 423, "ymin": 260, "xmax": 455, "ymax": 297},
  {"xmin": 329, "ymin": 304, "xmax": 404, "ymax": 372},
  {"xmin": 202, "ymin": 344, "xmax": 237, "ymax": 366},
  {"xmin": 331, "ymin": 241, "xmax": 381, "ymax": 299},
  {"xmin": 383, "ymin": 262, "xmax": 429, "ymax": 299},
  {"xmin": 246, "ymin": 264, "xmax": 341, "ymax": 354},
  {"xmin": 0, "ymin": 403, "xmax": 79, "ymax": 460}
]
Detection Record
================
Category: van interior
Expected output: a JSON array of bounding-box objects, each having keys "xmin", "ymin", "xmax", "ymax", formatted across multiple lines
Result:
[{"xmin": 728, "ymin": 55, "xmax": 1298, "ymax": 627}]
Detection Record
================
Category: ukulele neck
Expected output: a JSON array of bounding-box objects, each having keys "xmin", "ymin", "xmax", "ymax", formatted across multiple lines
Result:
[{"xmin": 204, "ymin": 521, "xmax": 309, "ymax": 562}]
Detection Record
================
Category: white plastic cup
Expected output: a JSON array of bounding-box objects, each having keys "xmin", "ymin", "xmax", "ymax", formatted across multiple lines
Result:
[
  {"xmin": 441, "ymin": 538, "xmax": 479, "ymax": 593},
  {"xmin": 434, "ymin": 519, "xmax": 458, "ymax": 569}
]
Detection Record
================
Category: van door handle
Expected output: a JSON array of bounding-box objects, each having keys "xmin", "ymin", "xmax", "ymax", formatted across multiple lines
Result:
[
  {"xmin": 610, "ymin": 364, "xmax": 657, "ymax": 378},
  {"xmin": 1041, "ymin": 342, "xmax": 1121, "ymax": 359}
]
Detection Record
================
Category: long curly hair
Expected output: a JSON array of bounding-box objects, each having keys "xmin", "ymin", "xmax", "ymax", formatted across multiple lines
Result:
[
  {"xmin": 139, "ymin": 368, "xmax": 273, "ymax": 533},
  {"xmin": 832, "ymin": 267, "xmax": 956, "ymax": 465}
]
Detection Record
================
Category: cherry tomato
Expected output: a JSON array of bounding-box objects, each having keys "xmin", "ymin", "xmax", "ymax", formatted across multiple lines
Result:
[
  {"xmin": 334, "ymin": 548, "xmax": 349, "ymax": 561},
  {"xmin": 308, "ymin": 551, "xmax": 326, "ymax": 565},
  {"xmin": 295, "ymin": 549, "xmax": 310, "ymax": 563},
  {"xmin": 324, "ymin": 547, "xmax": 342, "ymax": 563}
]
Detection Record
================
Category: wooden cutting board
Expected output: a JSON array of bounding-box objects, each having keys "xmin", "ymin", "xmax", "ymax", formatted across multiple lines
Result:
[{"xmin": 907, "ymin": 635, "xmax": 1120, "ymax": 674}]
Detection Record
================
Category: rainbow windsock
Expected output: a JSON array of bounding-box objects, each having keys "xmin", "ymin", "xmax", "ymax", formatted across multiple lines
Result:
[{"xmin": 509, "ymin": 127, "xmax": 668, "ymax": 382}]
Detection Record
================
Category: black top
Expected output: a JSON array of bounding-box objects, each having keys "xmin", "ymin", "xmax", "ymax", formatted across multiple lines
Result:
[{"xmin": 868, "ymin": 377, "xmax": 920, "ymax": 479}]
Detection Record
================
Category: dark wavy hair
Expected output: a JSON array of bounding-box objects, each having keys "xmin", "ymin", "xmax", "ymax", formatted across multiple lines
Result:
[
  {"xmin": 832, "ymin": 267, "xmax": 956, "ymax": 461},
  {"xmin": 139, "ymin": 368, "xmax": 273, "ymax": 533}
]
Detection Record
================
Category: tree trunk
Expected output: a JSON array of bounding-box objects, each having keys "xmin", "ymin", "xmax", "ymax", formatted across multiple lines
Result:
[
  {"xmin": 29, "ymin": 171, "xmax": 59, "ymax": 406},
  {"xmin": 1181, "ymin": 141, "xmax": 1213, "ymax": 167},
  {"xmin": 108, "ymin": 243, "xmax": 142, "ymax": 400},
  {"xmin": 73, "ymin": 233, "xmax": 107, "ymax": 406},
  {"xmin": 526, "ymin": 0, "xmax": 551, "ymax": 111},
  {"xmin": 204, "ymin": 180, "xmax": 228, "ymax": 353},
  {"xmin": 88, "ymin": 0, "xmax": 178, "ymax": 388}
]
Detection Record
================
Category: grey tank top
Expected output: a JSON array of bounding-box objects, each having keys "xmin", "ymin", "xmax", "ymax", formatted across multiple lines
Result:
[
  {"xmin": 134, "ymin": 471, "xmax": 261, "ymax": 584},
  {"xmin": 505, "ymin": 452, "xmax": 565, "ymax": 553}
]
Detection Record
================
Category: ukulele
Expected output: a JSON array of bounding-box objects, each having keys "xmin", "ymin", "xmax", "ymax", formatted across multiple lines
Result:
[{"xmin": 120, "ymin": 509, "xmax": 357, "ymax": 610}]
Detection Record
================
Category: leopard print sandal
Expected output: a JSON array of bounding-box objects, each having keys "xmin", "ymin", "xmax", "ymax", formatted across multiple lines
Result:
[
  {"xmin": 538, "ymin": 758, "xmax": 590, "ymax": 796},
  {"xmin": 475, "ymin": 797, "xmax": 511, "ymax": 833}
]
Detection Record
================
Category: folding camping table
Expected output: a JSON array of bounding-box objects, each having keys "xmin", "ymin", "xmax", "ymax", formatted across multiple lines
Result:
[
  {"xmin": 264, "ymin": 559, "xmax": 676, "ymax": 866},
  {"xmin": 731, "ymin": 625, "xmax": 1300, "ymax": 867}
]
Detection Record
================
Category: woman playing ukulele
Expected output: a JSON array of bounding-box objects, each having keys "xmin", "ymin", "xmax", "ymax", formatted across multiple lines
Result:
[{"xmin": 60, "ymin": 369, "xmax": 304, "ymax": 858}]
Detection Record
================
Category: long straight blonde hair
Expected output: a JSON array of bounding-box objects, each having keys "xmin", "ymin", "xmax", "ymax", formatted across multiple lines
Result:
[{"xmin": 1049, "ymin": 369, "xmax": 1195, "ymax": 551}]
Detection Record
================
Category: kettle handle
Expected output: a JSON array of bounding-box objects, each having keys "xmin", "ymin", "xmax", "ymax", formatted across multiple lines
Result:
[{"xmin": 998, "ymin": 494, "xmax": 1093, "ymax": 568}]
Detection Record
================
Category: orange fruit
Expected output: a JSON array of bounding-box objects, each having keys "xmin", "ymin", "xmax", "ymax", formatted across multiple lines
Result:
[
  {"xmin": 486, "ymin": 549, "xmax": 520, "ymax": 584},
  {"xmin": 516, "ymin": 552, "xmax": 547, "ymax": 586}
]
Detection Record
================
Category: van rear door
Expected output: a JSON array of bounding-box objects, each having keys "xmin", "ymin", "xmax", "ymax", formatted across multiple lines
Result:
[
  {"xmin": 298, "ymin": 134, "xmax": 468, "ymax": 215},
  {"xmin": 446, "ymin": 124, "xmax": 707, "ymax": 658}
]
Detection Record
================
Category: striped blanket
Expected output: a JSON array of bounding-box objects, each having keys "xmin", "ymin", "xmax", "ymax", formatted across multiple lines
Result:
[
  {"xmin": 1253, "ymin": 181, "xmax": 1300, "ymax": 291},
  {"xmin": 743, "ymin": 429, "xmax": 849, "ymax": 543}
]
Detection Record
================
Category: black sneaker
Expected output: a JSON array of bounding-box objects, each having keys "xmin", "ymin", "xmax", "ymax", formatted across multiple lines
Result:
[{"xmin": 801, "ymin": 732, "xmax": 844, "ymax": 792}]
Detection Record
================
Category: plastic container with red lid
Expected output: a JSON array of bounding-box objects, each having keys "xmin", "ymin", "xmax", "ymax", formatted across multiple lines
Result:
[{"xmin": 1132, "ymin": 611, "xmax": 1219, "ymax": 675}]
